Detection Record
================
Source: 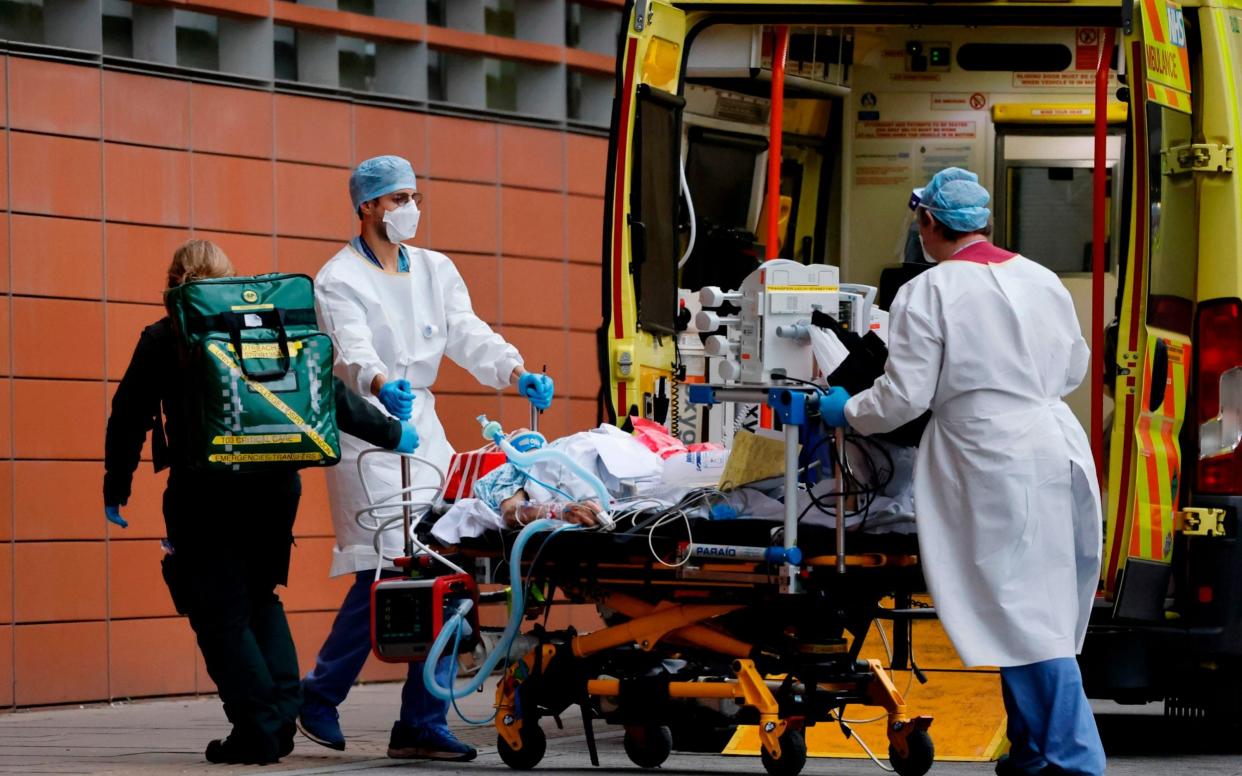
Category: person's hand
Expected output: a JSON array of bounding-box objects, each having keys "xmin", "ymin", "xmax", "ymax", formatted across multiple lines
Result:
[
  {"xmin": 104, "ymin": 505, "xmax": 128, "ymax": 529},
  {"xmin": 377, "ymin": 378, "xmax": 414, "ymax": 421},
  {"xmin": 396, "ymin": 422, "xmax": 420, "ymax": 454},
  {"xmin": 559, "ymin": 501, "xmax": 603, "ymax": 527},
  {"xmin": 518, "ymin": 373, "xmax": 554, "ymax": 411},
  {"xmin": 818, "ymin": 386, "xmax": 851, "ymax": 428}
]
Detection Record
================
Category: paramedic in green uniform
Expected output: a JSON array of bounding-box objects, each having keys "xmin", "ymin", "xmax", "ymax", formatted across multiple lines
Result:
[{"xmin": 102, "ymin": 240, "xmax": 419, "ymax": 765}]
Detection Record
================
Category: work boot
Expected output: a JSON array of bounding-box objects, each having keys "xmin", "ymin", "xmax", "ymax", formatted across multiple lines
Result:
[
  {"xmin": 297, "ymin": 695, "xmax": 346, "ymax": 751},
  {"xmin": 387, "ymin": 722, "xmax": 477, "ymax": 761},
  {"xmin": 204, "ymin": 735, "xmax": 280, "ymax": 765}
]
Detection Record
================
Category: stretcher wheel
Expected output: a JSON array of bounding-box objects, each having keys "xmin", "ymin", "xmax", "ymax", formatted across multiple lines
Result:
[
  {"xmin": 889, "ymin": 729, "xmax": 934, "ymax": 776},
  {"xmin": 623, "ymin": 725, "xmax": 673, "ymax": 768},
  {"xmin": 760, "ymin": 729, "xmax": 806, "ymax": 776},
  {"xmin": 498, "ymin": 725, "xmax": 547, "ymax": 770}
]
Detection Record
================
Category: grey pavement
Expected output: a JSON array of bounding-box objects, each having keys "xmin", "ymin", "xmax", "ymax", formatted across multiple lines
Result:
[{"xmin": 0, "ymin": 681, "xmax": 1239, "ymax": 775}]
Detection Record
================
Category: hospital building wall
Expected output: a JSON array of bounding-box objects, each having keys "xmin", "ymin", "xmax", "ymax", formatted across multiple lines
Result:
[{"xmin": 0, "ymin": 53, "xmax": 610, "ymax": 708}]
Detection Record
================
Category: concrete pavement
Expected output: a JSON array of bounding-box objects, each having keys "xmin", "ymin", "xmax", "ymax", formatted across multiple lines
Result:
[{"xmin": 1, "ymin": 682, "xmax": 1239, "ymax": 775}]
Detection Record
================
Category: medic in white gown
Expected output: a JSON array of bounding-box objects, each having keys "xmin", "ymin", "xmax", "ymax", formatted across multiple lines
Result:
[
  {"xmin": 298, "ymin": 155, "xmax": 554, "ymax": 760},
  {"xmin": 819, "ymin": 168, "xmax": 1106, "ymax": 776},
  {"xmin": 315, "ymin": 155, "xmax": 554, "ymax": 576}
]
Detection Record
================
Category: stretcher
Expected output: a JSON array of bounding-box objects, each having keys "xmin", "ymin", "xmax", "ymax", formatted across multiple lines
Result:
[
  {"xmin": 367, "ymin": 396, "xmax": 937, "ymax": 776},
  {"xmin": 443, "ymin": 516, "xmax": 933, "ymax": 776}
]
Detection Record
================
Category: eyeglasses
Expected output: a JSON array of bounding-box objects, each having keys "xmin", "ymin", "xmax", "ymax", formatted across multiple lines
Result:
[{"xmin": 391, "ymin": 191, "xmax": 424, "ymax": 207}]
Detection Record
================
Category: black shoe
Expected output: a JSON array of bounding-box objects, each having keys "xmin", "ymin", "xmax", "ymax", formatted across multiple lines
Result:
[
  {"xmin": 205, "ymin": 736, "xmax": 279, "ymax": 765},
  {"xmin": 278, "ymin": 722, "xmax": 296, "ymax": 759},
  {"xmin": 387, "ymin": 722, "xmax": 477, "ymax": 761},
  {"xmin": 993, "ymin": 754, "xmax": 1043, "ymax": 774}
]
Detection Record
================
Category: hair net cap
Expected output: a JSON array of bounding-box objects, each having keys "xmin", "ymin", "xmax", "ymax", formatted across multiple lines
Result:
[
  {"xmin": 349, "ymin": 155, "xmax": 418, "ymax": 212},
  {"xmin": 910, "ymin": 167, "xmax": 991, "ymax": 232}
]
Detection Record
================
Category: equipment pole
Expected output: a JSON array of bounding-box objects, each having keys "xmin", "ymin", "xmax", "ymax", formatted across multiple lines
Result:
[
  {"xmin": 835, "ymin": 427, "xmax": 847, "ymax": 574},
  {"xmin": 783, "ymin": 419, "xmax": 801, "ymax": 593},
  {"xmin": 766, "ymin": 26, "xmax": 790, "ymax": 259},
  {"xmin": 401, "ymin": 455, "xmax": 413, "ymax": 558}
]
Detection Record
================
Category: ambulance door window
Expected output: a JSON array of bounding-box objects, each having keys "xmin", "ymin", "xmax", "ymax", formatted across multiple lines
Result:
[
  {"xmin": 1008, "ymin": 164, "xmax": 1109, "ymax": 273},
  {"xmin": 631, "ymin": 84, "xmax": 685, "ymax": 335},
  {"xmin": 679, "ymin": 128, "xmax": 768, "ymax": 292},
  {"xmin": 1144, "ymin": 103, "xmax": 1196, "ymax": 336}
]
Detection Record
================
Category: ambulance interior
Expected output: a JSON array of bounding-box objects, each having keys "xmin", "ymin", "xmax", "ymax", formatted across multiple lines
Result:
[{"xmin": 648, "ymin": 22, "xmax": 1129, "ymax": 436}]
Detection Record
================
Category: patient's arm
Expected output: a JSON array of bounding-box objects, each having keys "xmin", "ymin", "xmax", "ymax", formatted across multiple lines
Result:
[{"xmin": 499, "ymin": 489, "xmax": 604, "ymax": 528}]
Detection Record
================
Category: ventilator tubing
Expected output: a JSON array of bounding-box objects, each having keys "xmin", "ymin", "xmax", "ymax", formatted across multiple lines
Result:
[
  {"xmin": 423, "ymin": 518, "xmax": 580, "ymax": 703},
  {"xmin": 477, "ymin": 415, "xmax": 615, "ymax": 528}
]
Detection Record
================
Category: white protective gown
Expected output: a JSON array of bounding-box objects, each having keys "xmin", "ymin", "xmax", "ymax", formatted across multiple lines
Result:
[
  {"xmin": 315, "ymin": 243, "xmax": 522, "ymax": 576},
  {"xmin": 845, "ymin": 247, "xmax": 1102, "ymax": 667}
]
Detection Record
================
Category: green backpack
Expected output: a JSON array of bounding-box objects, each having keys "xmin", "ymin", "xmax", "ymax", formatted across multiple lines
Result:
[{"xmin": 165, "ymin": 273, "xmax": 341, "ymax": 473}]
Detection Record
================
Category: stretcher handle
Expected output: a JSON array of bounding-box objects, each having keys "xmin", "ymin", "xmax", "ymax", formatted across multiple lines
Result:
[
  {"xmin": 835, "ymin": 426, "xmax": 846, "ymax": 575},
  {"xmin": 401, "ymin": 455, "xmax": 413, "ymax": 558}
]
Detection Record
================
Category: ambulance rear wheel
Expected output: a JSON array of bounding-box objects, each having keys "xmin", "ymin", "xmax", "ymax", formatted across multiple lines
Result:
[
  {"xmin": 498, "ymin": 725, "xmax": 546, "ymax": 770},
  {"xmin": 760, "ymin": 729, "xmax": 806, "ymax": 776},
  {"xmin": 623, "ymin": 725, "xmax": 673, "ymax": 768},
  {"xmin": 889, "ymin": 729, "xmax": 934, "ymax": 776}
]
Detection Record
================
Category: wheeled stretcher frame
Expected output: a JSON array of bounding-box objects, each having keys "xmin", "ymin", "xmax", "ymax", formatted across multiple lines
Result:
[{"xmin": 431, "ymin": 387, "xmax": 936, "ymax": 776}]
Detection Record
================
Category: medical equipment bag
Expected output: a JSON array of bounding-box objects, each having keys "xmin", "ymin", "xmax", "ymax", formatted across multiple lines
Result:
[{"xmin": 165, "ymin": 273, "xmax": 341, "ymax": 473}]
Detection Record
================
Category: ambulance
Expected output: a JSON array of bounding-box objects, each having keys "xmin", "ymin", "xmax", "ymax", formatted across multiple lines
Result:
[{"xmin": 598, "ymin": 0, "xmax": 1242, "ymax": 731}]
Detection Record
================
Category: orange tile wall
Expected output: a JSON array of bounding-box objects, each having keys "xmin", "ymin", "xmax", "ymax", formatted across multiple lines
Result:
[{"xmin": 0, "ymin": 55, "xmax": 608, "ymax": 707}]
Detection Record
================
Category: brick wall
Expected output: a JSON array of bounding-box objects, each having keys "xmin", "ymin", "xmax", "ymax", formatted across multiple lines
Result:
[{"xmin": 0, "ymin": 54, "xmax": 607, "ymax": 707}]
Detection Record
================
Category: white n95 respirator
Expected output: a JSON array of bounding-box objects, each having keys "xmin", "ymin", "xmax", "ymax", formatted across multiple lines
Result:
[{"xmin": 383, "ymin": 201, "xmax": 421, "ymax": 243}]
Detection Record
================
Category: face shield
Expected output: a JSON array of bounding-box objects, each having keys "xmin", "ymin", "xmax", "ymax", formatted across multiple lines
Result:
[{"xmin": 894, "ymin": 189, "xmax": 930, "ymax": 264}]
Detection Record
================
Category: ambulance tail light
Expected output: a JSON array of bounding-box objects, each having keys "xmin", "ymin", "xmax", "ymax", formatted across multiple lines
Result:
[{"xmin": 1195, "ymin": 299, "xmax": 1242, "ymax": 493}]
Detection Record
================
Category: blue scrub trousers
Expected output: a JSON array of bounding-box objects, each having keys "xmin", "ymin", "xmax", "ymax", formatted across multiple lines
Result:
[
  {"xmin": 1000, "ymin": 658, "xmax": 1106, "ymax": 775},
  {"xmin": 302, "ymin": 571, "xmax": 454, "ymax": 731}
]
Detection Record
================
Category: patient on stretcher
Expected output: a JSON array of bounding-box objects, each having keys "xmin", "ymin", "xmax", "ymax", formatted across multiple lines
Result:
[{"xmin": 430, "ymin": 415, "xmax": 918, "ymax": 545}]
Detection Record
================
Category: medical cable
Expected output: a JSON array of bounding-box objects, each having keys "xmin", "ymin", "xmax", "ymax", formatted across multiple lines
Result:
[
  {"xmin": 839, "ymin": 618, "xmax": 916, "ymax": 725},
  {"xmin": 422, "ymin": 518, "xmax": 580, "ymax": 704},
  {"xmin": 677, "ymin": 153, "xmax": 697, "ymax": 269},
  {"xmin": 646, "ymin": 507, "xmax": 695, "ymax": 568},
  {"xmin": 833, "ymin": 716, "xmax": 895, "ymax": 773}
]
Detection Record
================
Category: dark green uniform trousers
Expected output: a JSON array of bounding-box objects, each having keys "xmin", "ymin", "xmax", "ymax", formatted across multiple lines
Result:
[{"xmin": 162, "ymin": 470, "xmax": 303, "ymax": 759}]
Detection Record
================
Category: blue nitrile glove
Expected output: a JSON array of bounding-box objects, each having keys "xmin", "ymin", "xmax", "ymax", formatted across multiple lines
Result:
[
  {"xmin": 104, "ymin": 505, "xmax": 128, "ymax": 529},
  {"xmin": 818, "ymin": 386, "xmax": 851, "ymax": 428},
  {"xmin": 378, "ymin": 378, "xmax": 414, "ymax": 421},
  {"xmin": 518, "ymin": 372, "xmax": 555, "ymax": 411},
  {"xmin": 396, "ymin": 422, "xmax": 420, "ymax": 454}
]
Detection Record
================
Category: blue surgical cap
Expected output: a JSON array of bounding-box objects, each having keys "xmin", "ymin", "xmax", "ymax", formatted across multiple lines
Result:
[
  {"xmin": 349, "ymin": 155, "xmax": 418, "ymax": 212},
  {"xmin": 909, "ymin": 167, "xmax": 991, "ymax": 232}
]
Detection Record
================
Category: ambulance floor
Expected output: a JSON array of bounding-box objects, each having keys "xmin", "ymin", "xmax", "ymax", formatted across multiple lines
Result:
[{"xmin": 0, "ymin": 679, "xmax": 1234, "ymax": 775}]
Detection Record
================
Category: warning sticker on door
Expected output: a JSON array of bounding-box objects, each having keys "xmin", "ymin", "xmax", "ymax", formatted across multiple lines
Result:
[{"xmin": 855, "ymin": 120, "xmax": 976, "ymax": 139}]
